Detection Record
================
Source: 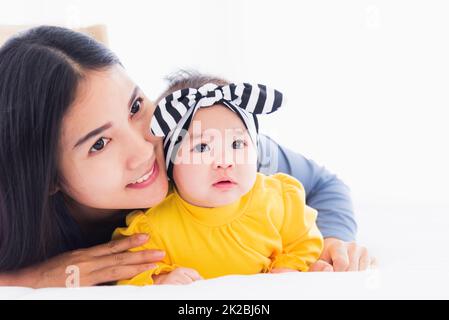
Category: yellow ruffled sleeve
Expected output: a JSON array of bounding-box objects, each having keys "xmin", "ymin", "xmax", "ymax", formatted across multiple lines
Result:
[
  {"xmin": 112, "ymin": 210, "xmax": 177, "ymax": 286},
  {"xmin": 269, "ymin": 174, "xmax": 324, "ymax": 272}
]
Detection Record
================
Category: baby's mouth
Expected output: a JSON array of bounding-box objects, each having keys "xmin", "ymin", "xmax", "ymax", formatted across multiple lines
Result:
[{"xmin": 212, "ymin": 179, "xmax": 237, "ymax": 189}]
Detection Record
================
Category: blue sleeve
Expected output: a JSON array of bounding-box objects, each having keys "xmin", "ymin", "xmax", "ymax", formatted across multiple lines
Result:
[{"xmin": 257, "ymin": 134, "xmax": 357, "ymax": 241}]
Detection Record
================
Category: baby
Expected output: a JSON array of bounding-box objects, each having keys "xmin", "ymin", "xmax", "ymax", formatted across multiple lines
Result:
[{"xmin": 113, "ymin": 73, "xmax": 323, "ymax": 285}]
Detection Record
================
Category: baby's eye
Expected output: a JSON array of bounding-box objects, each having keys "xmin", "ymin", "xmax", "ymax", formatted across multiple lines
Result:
[
  {"xmin": 193, "ymin": 143, "xmax": 210, "ymax": 153},
  {"xmin": 232, "ymin": 139, "xmax": 246, "ymax": 149},
  {"xmin": 89, "ymin": 137, "xmax": 111, "ymax": 154},
  {"xmin": 130, "ymin": 97, "xmax": 143, "ymax": 117}
]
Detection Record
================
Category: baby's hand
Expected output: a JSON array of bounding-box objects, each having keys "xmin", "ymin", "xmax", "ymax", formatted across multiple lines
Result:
[
  {"xmin": 153, "ymin": 267, "xmax": 203, "ymax": 285},
  {"xmin": 270, "ymin": 268, "xmax": 299, "ymax": 273}
]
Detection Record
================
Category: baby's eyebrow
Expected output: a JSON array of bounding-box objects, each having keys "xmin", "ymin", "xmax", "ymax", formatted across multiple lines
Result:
[
  {"xmin": 226, "ymin": 128, "xmax": 249, "ymax": 136},
  {"xmin": 230, "ymin": 128, "xmax": 248, "ymax": 133},
  {"xmin": 189, "ymin": 128, "xmax": 248, "ymax": 140},
  {"xmin": 189, "ymin": 132, "xmax": 204, "ymax": 140}
]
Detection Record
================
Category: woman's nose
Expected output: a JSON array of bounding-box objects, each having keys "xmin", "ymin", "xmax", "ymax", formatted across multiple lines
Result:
[{"xmin": 126, "ymin": 132, "xmax": 157, "ymax": 171}]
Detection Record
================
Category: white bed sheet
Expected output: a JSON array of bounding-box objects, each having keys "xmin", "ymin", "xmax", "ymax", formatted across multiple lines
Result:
[{"xmin": 1, "ymin": 204, "xmax": 448, "ymax": 299}]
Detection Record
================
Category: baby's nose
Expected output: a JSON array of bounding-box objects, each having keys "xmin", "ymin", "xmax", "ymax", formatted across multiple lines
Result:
[{"xmin": 213, "ymin": 158, "xmax": 234, "ymax": 170}]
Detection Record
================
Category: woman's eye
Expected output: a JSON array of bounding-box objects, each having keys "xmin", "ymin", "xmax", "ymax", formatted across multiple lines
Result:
[
  {"xmin": 232, "ymin": 139, "xmax": 246, "ymax": 149},
  {"xmin": 89, "ymin": 137, "xmax": 111, "ymax": 154},
  {"xmin": 193, "ymin": 143, "xmax": 210, "ymax": 153},
  {"xmin": 130, "ymin": 98, "xmax": 143, "ymax": 117}
]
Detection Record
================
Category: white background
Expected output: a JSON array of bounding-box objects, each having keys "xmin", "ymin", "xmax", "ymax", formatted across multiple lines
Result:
[{"xmin": 1, "ymin": 0, "xmax": 448, "ymax": 298}]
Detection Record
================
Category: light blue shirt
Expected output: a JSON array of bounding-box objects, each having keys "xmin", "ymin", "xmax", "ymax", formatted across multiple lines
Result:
[{"xmin": 257, "ymin": 135, "xmax": 357, "ymax": 241}]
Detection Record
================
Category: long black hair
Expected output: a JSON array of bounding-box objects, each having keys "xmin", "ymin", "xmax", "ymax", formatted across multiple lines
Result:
[{"xmin": 0, "ymin": 26, "xmax": 121, "ymax": 271}]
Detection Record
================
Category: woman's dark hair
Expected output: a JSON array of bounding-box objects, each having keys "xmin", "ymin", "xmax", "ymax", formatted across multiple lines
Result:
[{"xmin": 0, "ymin": 26, "xmax": 121, "ymax": 271}]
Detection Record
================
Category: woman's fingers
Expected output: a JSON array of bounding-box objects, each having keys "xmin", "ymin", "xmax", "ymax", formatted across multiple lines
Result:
[
  {"xmin": 323, "ymin": 238, "xmax": 372, "ymax": 271},
  {"xmin": 358, "ymin": 247, "xmax": 370, "ymax": 271},
  {"xmin": 370, "ymin": 256, "xmax": 378, "ymax": 269},
  {"xmin": 19, "ymin": 234, "xmax": 164, "ymax": 288},
  {"xmin": 347, "ymin": 244, "xmax": 361, "ymax": 271},
  {"xmin": 74, "ymin": 234, "xmax": 166, "ymax": 285},
  {"xmin": 329, "ymin": 243, "xmax": 350, "ymax": 271},
  {"xmin": 89, "ymin": 263, "xmax": 157, "ymax": 285},
  {"xmin": 90, "ymin": 249, "xmax": 165, "ymax": 271},
  {"xmin": 88, "ymin": 234, "xmax": 150, "ymax": 257}
]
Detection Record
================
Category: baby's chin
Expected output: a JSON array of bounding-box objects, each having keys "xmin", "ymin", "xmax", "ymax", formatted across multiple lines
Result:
[
  {"xmin": 204, "ymin": 191, "xmax": 245, "ymax": 207},
  {"xmin": 207, "ymin": 199, "xmax": 238, "ymax": 207}
]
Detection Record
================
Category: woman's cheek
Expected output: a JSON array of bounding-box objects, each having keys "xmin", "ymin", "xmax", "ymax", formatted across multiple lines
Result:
[{"xmin": 80, "ymin": 161, "xmax": 122, "ymax": 193}]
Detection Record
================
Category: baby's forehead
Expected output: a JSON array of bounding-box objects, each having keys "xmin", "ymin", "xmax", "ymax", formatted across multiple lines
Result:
[
  {"xmin": 188, "ymin": 125, "xmax": 249, "ymax": 139},
  {"xmin": 191, "ymin": 104, "xmax": 247, "ymax": 128},
  {"xmin": 188, "ymin": 105, "xmax": 249, "ymax": 138}
]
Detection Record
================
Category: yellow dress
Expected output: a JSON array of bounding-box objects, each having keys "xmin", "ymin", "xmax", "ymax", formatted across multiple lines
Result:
[{"xmin": 113, "ymin": 173, "xmax": 323, "ymax": 285}]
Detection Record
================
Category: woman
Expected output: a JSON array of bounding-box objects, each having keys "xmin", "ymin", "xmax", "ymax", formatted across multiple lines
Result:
[{"xmin": 0, "ymin": 26, "xmax": 370, "ymax": 288}]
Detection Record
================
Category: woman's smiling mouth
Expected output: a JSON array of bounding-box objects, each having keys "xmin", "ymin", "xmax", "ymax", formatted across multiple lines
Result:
[{"xmin": 126, "ymin": 162, "xmax": 159, "ymax": 189}]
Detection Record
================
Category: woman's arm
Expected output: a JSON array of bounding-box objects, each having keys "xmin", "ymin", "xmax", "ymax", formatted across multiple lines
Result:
[
  {"xmin": 0, "ymin": 234, "xmax": 164, "ymax": 288},
  {"xmin": 257, "ymin": 134, "xmax": 357, "ymax": 241},
  {"xmin": 258, "ymin": 134, "xmax": 372, "ymax": 271},
  {"xmin": 0, "ymin": 272, "xmax": 19, "ymax": 286}
]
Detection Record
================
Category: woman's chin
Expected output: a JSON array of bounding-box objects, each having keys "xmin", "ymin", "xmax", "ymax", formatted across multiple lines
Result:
[{"xmin": 131, "ymin": 180, "xmax": 169, "ymax": 208}]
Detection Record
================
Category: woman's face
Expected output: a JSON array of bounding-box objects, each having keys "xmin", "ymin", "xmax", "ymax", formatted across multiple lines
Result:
[{"xmin": 59, "ymin": 65, "xmax": 168, "ymax": 212}]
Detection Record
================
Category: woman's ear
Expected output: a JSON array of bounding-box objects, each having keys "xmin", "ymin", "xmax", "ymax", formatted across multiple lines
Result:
[{"xmin": 49, "ymin": 184, "xmax": 60, "ymax": 196}]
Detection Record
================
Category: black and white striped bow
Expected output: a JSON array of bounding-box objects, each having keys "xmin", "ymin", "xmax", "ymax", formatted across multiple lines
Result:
[{"xmin": 150, "ymin": 82, "xmax": 283, "ymax": 179}]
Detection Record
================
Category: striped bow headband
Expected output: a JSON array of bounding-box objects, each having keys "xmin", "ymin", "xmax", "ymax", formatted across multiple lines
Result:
[{"xmin": 150, "ymin": 82, "xmax": 283, "ymax": 179}]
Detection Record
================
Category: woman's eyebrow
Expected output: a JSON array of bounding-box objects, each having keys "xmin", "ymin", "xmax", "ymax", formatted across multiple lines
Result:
[
  {"xmin": 128, "ymin": 86, "xmax": 140, "ymax": 108},
  {"xmin": 73, "ymin": 122, "xmax": 113, "ymax": 149},
  {"xmin": 73, "ymin": 86, "xmax": 140, "ymax": 149}
]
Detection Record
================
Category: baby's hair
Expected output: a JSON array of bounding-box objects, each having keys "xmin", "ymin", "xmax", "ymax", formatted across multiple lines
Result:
[
  {"xmin": 156, "ymin": 69, "xmax": 260, "ymax": 141},
  {"xmin": 156, "ymin": 70, "xmax": 231, "ymax": 103}
]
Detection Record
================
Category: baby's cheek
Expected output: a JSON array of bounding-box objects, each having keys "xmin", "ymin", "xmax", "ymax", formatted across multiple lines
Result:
[
  {"xmin": 238, "ymin": 164, "xmax": 258, "ymax": 194},
  {"xmin": 173, "ymin": 163, "xmax": 208, "ymax": 196}
]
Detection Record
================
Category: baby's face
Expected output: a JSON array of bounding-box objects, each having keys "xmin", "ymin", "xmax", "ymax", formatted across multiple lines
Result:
[{"xmin": 172, "ymin": 105, "xmax": 258, "ymax": 207}]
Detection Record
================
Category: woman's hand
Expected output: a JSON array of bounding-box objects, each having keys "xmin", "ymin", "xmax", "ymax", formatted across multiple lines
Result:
[
  {"xmin": 4, "ymin": 234, "xmax": 165, "ymax": 288},
  {"xmin": 309, "ymin": 238, "xmax": 375, "ymax": 272},
  {"xmin": 153, "ymin": 267, "xmax": 203, "ymax": 285}
]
